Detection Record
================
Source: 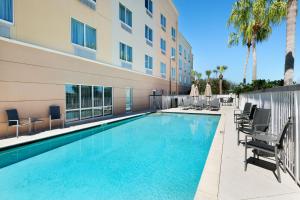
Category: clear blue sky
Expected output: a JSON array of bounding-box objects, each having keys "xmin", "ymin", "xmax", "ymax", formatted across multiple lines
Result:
[{"xmin": 173, "ymin": 0, "xmax": 300, "ymax": 84}]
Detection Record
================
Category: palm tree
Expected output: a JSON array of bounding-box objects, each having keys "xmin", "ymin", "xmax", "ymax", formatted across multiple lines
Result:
[
  {"xmin": 250, "ymin": 0, "xmax": 287, "ymax": 80},
  {"xmin": 284, "ymin": 0, "xmax": 298, "ymax": 85},
  {"xmin": 228, "ymin": 0, "xmax": 252, "ymax": 84},
  {"xmin": 213, "ymin": 69, "xmax": 218, "ymax": 78},
  {"xmin": 205, "ymin": 70, "xmax": 212, "ymax": 82},
  {"xmin": 217, "ymin": 65, "xmax": 228, "ymax": 94},
  {"xmin": 228, "ymin": 0, "xmax": 287, "ymax": 82}
]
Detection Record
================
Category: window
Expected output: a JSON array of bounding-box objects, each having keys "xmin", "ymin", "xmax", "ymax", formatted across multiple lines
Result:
[
  {"xmin": 145, "ymin": 55, "xmax": 153, "ymax": 70},
  {"xmin": 81, "ymin": 85, "xmax": 93, "ymax": 119},
  {"xmin": 119, "ymin": 42, "xmax": 133, "ymax": 62},
  {"xmin": 179, "ymin": 59, "xmax": 183, "ymax": 70},
  {"xmin": 0, "ymin": 0, "xmax": 13, "ymax": 23},
  {"xmin": 71, "ymin": 18, "xmax": 96, "ymax": 50},
  {"xmin": 125, "ymin": 88, "xmax": 133, "ymax": 112},
  {"xmin": 171, "ymin": 27, "xmax": 176, "ymax": 40},
  {"xmin": 184, "ymin": 49, "xmax": 187, "ymax": 60},
  {"xmin": 160, "ymin": 14, "xmax": 166, "ymax": 30},
  {"xmin": 171, "ymin": 47, "xmax": 176, "ymax": 58},
  {"xmin": 145, "ymin": 25, "xmax": 153, "ymax": 42},
  {"xmin": 104, "ymin": 87, "xmax": 113, "ymax": 115},
  {"xmin": 93, "ymin": 86, "xmax": 103, "ymax": 116},
  {"xmin": 179, "ymin": 45, "xmax": 182, "ymax": 55},
  {"xmin": 119, "ymin": 3, "xmax": 132, "ymax": 28},
  {"xmin": 65, "ymin": 85, "xmax": 112, "ymax": 121},
  {"xmin": 160, "ymin": 38, "xmax": 166, "ymax": 54},
  {"xmin": 145, "ymin": 0, "xmax": 153, "ymax": 14},
  {"xmin": 160, "ymin": 62, "xmax": 166, "ymax": 78},
  {"xmin": 171, "ymin": 67, "xmax": 176, "ymax": 80},
  {"xmin": 179, "ymin": 70, "xmax": 182, "ymax": 82}
]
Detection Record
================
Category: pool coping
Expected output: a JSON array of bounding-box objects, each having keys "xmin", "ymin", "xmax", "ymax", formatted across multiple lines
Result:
[
  {"xmin": 0, "ymin": 112, "xmax": 150, "ymax": 151},
  {"xmin": 160, "ymin": 108, "xmax": 224, "ymax": 200},
  {"xmin": 194, "ymin": 110, "xmax": 225, "ymax": 200}
]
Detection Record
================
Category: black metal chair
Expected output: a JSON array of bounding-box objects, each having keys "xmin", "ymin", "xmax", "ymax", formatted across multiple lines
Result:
[
  {"xmin": 6, "ymin": 109, "xmax": 31, "ymax": 137},
  {"xmin": 237, "ymin": 108, "xmax": 271, "ymax": 145},
  {"xmin": 49, "ymin": 105, "xmax": 64, "ymax": 130},
  {"xmin": 234, "ymin": 102, "xmax": 252, "ymax": 123},
  {"xmin": 236, "ymin": 104, "xmax": 257, "ymax": 129},
  {"xmin": 244, "ymin": 117, "xmax": 291, "ymax": 182}
]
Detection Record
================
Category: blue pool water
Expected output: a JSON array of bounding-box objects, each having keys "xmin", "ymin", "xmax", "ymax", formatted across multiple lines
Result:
[{"xmin": 0, "ymin": 113, "xmax": 220, "ymax": 200}]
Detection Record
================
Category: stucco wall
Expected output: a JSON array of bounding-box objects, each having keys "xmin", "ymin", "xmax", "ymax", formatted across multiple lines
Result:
[{"xmin": 0, "ymin": 38, "xmax": 170, "ymax": 138}]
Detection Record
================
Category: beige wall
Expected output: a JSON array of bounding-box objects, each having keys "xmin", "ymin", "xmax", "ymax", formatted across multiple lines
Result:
[
  {"xmin": 10, "ymin": 0, "xmax": 113, "ymax": 63},
  {"xmin": 0, "ymin": 38, "xmax": 170, "ymax": 138}
]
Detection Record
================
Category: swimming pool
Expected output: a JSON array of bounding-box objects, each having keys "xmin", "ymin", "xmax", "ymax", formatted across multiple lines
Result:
[{"xmin": 0, "ymin": 113, "xmax": 220, "ymax": 200}]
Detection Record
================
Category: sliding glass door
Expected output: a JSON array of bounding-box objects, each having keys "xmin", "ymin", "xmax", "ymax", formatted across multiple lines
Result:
[{"xmin": 125, "ymin": 88, "xmax": 133, "ymax": 112}]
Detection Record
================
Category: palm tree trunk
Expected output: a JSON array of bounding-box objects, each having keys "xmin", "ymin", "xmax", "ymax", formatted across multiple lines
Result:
[
  {"xmin": 252, "ymin": 36, "xmax": 257, "ymax": 81},
  {"xmin": 284, "ymin": 0, "xmax": 298, "ymax": 85},
  {"xmin": 219, "ymin": 79, "xmax": 223, "ymax": 95},
  {"xmin": 243, "ymin": 46, "xmax": 251, "ymax": 84}
]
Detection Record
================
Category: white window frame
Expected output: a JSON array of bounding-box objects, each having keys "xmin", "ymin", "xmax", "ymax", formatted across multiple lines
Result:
[
  {"xmin": 160, "ymin": 62, "xmax": 166, "ymax": 78},
  {"xmin": 145, "ymin": 0, "xmax": 153, "ymax": 15},
  {"xmin": 120, "ymin": 42, "xmax": 133, "ymax": 63},
  {"xmin": 160, "ymin": 38, "xmax": 166, "ymax": 54},
  {"xmin": 119, "ymin": 3, "xmax": 132, "ymax": 29},
  {"xmin": 160, "ymin": 14, "xmax": 166, "ymax": 31},
  {"xmin": 71, "ymin": 17, "xmax": 97, "ymax": 52},
  {"xmin": 0, "ymin": 0, "xmax": 14, "ymax": 26},
  {"xmin": 145, "ymin": 55, "xmax": 153, "ymax": 70},
  {"xmin": 145, "ymin": 25, "xmax": 153, "ymax": 43}
]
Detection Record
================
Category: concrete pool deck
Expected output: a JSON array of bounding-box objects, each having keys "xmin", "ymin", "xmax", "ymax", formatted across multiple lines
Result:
[
  {"xmin": 0, "ymin": 107, "xmax": 299, "ymax": 199},
  {"xmin": 162, "ymin": 107, "xmax": 300, "ymax": 200}
]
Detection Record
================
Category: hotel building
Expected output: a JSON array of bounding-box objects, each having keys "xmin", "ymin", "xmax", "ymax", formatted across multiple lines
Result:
[{"xmin": 0, "ymin": 0, "xmax": 193, "ymax": 137}]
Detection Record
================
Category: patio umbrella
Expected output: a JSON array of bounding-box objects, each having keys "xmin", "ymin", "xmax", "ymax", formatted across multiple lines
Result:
[
  {"xmin": 190, "ymin": 84, "xmax": 199, "ymax": 106},
  {"xmin": 204, "ymin": 83, "xmax": 212, "ymax": 107}
]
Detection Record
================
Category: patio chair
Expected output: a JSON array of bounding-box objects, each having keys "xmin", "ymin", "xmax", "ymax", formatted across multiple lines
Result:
[
  {"xmin": 195, "ymin": 99, "xmax": 206, "ymax": 110},
  {"xmin": 220, "ymin": 98, "xmax": 224, "ymax": 106},
  {"xmin": 6, "ymin": 109, "xmax": 32, "ymax": 137},
  {"xmin": 49, "ymin": 105, "xmax": 64, "ymax": 130},
  {"xmin": 234, "ymin": 102, "xmax": 252, "ymax": 123},
  {"xmin": 244, "ymin": 117, "xmax": 291, "ymax": 182},
  {"xmin": 236, "ymin": 104, "xmax": 257, "ymax": 129},
  {"xmin": 210, "ymin": 98, "xmax": 220, "ymax": 111},
  {"xmin": 237, "ymin": 108, "xmax": 271, "ymax": 145},
  {"xmin": 224, "ymin": 97, "xmax": 234, "ymax": 106}
]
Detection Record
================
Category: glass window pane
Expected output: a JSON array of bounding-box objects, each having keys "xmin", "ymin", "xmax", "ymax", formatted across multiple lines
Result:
[
  {"xmin": 94, "ymin": 108, "xmax": 103, "ymax": 117},
  {"xmin": 65, "ymin": 85, "xmax": 80, "ymax": 110},
  {"xmin": 71, "ymin": 18, "xmax": 84, "ymax": 46},
  {"xmin": 93, "ymin": 86, "xmax": 103, "ymax": 107},
  {"xmin": 85, "ymin": 25, "xmax": 96, "ymax": 50},
  {"xmin": 127, "ymin": 46, "xmax": 132, "ymax": 62},
  {"xmin": 126, "ymin": 88, "xmax": 132, "ymax": 112},
  {"xmin": 126, "ymin": 9, "xmax": 132, "ymax": 27},
  {"xmin": 66, "ymin": 111, "xmax": 80, "ymax": 121},
  {"xmin": 0, "ymin": 0, "xmax": 13, "ymax": 22},
  {"xmin": 81, "ymin": 85, "xmax": 92, "ymax": 108},
  {"xmin": 149, "ymin": 0, "xmax": 152, "ymax": 12},
  {"xmin": 120, "ymin": 43, "xmax": 126, "ymax": 60},
  {"xmin": 119, "ymin": 4, "xmax": 125, "ymax": 23},
  {"xmin": 81, "ymin": 109, "xmax": 92, "ymax": 119},
  {"xmin": 104, "ymin": 87, "xmax": 112, "ymax": 106}
]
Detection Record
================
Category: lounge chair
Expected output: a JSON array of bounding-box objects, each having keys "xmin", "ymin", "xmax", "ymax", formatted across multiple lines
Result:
[
  {"xmin": 210, "ymin": 98, "xmax": 220, "ymax": 111},
  {"xmin": 234, "ymin": 102, "xmax": 252, "ymax": 123},
  {"xmin": 244, "ymin": 117, "xmax": 291, "ymax": 182},
  {"xmin": 49, "ymin": 105, "xmax": 64, "ymax": 130},
  {"xmin": 220, "ymin": 98, "xmax": 224, "ymax": 106},
  {"xmin": 237, "ymin": 108, "xmax": 271, "ymax": 145}
]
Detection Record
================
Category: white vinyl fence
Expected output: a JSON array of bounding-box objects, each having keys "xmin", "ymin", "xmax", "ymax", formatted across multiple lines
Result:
[
  {"xmin": 239, "ymin": 85, "xmax": 300, "ymax": 185},
  {"xmin": 149, "ymin": 95, "xmax": 236, "ymax": 110}
]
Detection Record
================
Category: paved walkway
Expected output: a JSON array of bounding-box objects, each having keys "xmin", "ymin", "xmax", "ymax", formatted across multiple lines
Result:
[{"xmin": 218, "ymin": 107, "xmax": 300, "ymax": 200}]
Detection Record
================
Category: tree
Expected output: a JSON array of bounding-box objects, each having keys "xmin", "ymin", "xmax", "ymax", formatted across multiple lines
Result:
[
  {"xmin": 217, "ymin": 65, "xmax": 228, "ymax": 94},
  {"xmin": 205, "ymin": 70, "xmax": 212, "ymax": 82},
  {"xmin": 213, "ymin": 69, "xmax": 218, "ymax": 78},
  {"xmin": 228, "ymin": 0, "xmax": 287, "ymax": 82},
  {"xmin": 228, "ymin": 0, "xmax": 252, "ymax": 84},
  {"xmin": 284, "ymin": 0, "xmax": 298, "ymax": 85},
  {"xmin": 250, "ymin": 0, "xmax": 287, "ymax": 80}
]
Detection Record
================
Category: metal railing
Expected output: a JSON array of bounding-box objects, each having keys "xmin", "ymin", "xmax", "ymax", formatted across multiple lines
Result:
[{"xmin": 239, "ymin": 85, "xmax": 300, "ymax": 185}]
